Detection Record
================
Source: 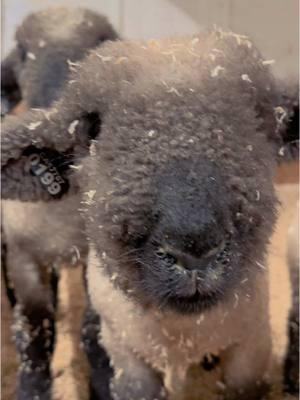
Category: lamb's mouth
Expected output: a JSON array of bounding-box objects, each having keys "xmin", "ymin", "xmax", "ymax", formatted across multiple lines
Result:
[{"xmin": 164, "ymin": 289, "xmax": 221, "ymax": 314}]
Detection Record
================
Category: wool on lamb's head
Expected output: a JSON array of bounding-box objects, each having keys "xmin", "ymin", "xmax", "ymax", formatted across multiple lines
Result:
[
  {"xmin": 1, "ymin": 7, "xmax": 119, "ymax": 111},
  {"xmin": 1, "ymin": 31, "xmax": 293, "ymax": 314}
]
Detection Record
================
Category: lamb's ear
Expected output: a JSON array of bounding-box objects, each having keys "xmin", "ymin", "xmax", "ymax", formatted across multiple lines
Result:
[
  {"xmin": 1, "ymin": 109, "xmax": 101, "ymax": 201},
  {"xmin": 1, "ymin": 49, "xmax": 22, "ymax": 117}
]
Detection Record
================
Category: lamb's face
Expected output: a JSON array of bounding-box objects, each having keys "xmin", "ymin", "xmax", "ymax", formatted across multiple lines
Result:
[
  {"xmin": 1, "ymin": 7, "xmax": 118, "ymax": 109},
  {"xmin": 85, "ymin": 150, "xmax": 275, "ymax": 315},
  {"xmin": 85, "ymin": 102, "xmax": 277, "ymax": 314}
]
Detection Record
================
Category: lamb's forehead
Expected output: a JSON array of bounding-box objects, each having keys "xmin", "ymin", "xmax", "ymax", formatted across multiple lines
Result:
[
  {"xmin": 80, "ymin": 33, "xmax": 277, "ymax": 173},
  {"xmin": 16, "ymin": 7, "xmax": 104, "ymax": 43},
  {"xmin": 77, "ymin": 30, "xmax": 275, "ymax": 129},
  {"xmin": 84, "ymin": 30, "xmax": 273, "ymax": 97},
  {"xmin": 37, "ymin": 8, "xmax": 86, "ymax": 40}
]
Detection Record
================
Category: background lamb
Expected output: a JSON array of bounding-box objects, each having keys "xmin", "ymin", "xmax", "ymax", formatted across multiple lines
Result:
[
  {"xmin": 1, "ymin": 7, "xmax": 119, "ymax": 400},
  {"xmin": 1, "ymin": 31, "xmax": 298, "ymax": 399},
  {"xmin": 276, "ymin": 84, "xmax": 299, "ymax": 396},
  {"xmin": 284, "ymin": 203, "xmax": 299, "ymax": 395}
]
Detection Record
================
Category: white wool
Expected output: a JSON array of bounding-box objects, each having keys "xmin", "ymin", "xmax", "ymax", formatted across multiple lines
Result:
[
  {"xmin": 83, "ymin": 190, "xmax": 97, "ymax": 205},
  {"xmin": 241, "ymin": 74, "xmax": 252, "ymax": 83},
  {"xmin": 96, "ymin": 54, "xmax": 113, "ymax": 62},
  {"xmin": 89, "ymin": 141, "xmax": 97, "ymax": 156},
  {"xmin": 262, "ymin": 59, "xmax": 275, "ymax": 66},
  {"xmin": 27, "ymin": 121, "xmax": 42, "ymax": 130},
  {"xmin": 70, "ymin": 164, "xmax": 83, "ymax": 171},
  {"xmin": 38, "ymin": 39, "xmax": 46, "ymax": 48},
  {"xmin": 167, "ymin": 87, "xmax": 182, "ymax": 97},
  {"xmin": 256, "ymin": 261, "xmax": 266, "ymax": 270},
  {"xmin": 211, "ymin": 65, "xmax": 225, "ymax": 78},
  {"xmin": 68, "ymin": 119, "xmax": 79, "ymax": 135},
  {"xmin": 27, "ymin": 52, "xmax": 36, "ymax": 60}
]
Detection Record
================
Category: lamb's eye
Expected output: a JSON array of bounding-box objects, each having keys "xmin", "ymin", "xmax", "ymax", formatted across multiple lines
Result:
[
  {"xmin": 156, "ymin": 247, "xmax": 165, "ymax": 258},
  {"xmin": 156, "ymin": 248, "xmax": 177, "ymax": 265}
]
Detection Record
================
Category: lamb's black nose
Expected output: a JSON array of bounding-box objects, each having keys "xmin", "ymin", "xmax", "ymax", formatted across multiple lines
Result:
[
  {"xmin": 155, "ymin": 157, "xmax": 231, "ymax": 261},
  {"xmin": 163, "ymin": 248, "xmax": 208, "ymax": 272}
]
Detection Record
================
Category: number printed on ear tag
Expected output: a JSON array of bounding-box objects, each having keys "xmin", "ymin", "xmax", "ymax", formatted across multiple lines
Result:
[{"xmin": 26, "ymin": 150, "xmax": 69, "ymax": 198}]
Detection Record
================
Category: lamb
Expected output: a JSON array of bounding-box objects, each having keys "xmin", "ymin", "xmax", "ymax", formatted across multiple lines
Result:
[
  {"xmin": 1, "ymin": 30, "xmax": 296, "ymax": 399},
  {"xmin": 1, "ymin": 7, "xmax": 118, "ymax": 400},
  {"xmin": 1, "ymin": 6, "xmax": 119, "ymax": 111},
  {"xmin": 276, "ymin": 84, "xmax": 299, "ymax": 161},
  {"xmin": 284, "ymin": 205, "xmax": 299, "ymax": 396},
  {"xmin": 277, "ymin": 88, "xmax": 299, "ymax": 396}
]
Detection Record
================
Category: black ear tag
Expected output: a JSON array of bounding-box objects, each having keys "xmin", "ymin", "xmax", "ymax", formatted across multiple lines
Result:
[{"xmin": 23, "ymin": 146, "xmax": 72, "ymax": 199}]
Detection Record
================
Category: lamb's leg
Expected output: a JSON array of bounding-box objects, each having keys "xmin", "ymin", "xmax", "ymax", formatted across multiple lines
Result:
[
  {"xmin": 106, "ymin": 330, "xmax": 166, "ymax": 400},
  {"xmin": 1, "ymin": 229, "xmax": 17, "ymax": 307},
  {"xmin": 284, "ymin": 213, "xmax": 299, "ymax": 395},
  {"xmin": 81, "ymin": 305, "xmax": 166, "ymax": 400},
  {"xmin": 13, "ymin": 303, "xmax": 56, "ymax": 400},
  {"xmin": 8, "ymin": 250, "xmax": 58, "ymax": 400},
  {"xmin": 109, "ymin": 351, "xmax": 166, "ymax": 400},
  {"xmin": 221, "ymin": 331, "xmax": 272, "ymax": 400},
  {"xmin": 284, "ymin": 304, "xmax": 299, "ymax": 395},
  {"xmin": 81, "ymin": 304, "xmax": 113, "ymax": 400},
  {"xmin": 284, "ymin": 266, "xmax": 299, "ymax": 395}
]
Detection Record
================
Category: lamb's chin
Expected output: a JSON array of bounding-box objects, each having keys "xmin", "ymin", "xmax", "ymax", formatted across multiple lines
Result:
[{"xmin": 160, "ymin": 290, "xmax": 221, "ymax": 314}]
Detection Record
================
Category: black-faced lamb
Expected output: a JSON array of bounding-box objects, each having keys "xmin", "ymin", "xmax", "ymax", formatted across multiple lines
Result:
[
  {"xmin": 1, "ymin": 30, "xmax": 297, "ymax": 400},
  {"xmin": 1, "ymin": 7, "xmax": 118, "ymax": 400},
  {"xmin": 1, "ymin": 6, "xmax": 118, "ymax": 111},
  {"xmin": 277, "ymin": 89, "xmax": 299, "ymax": 397},
  {"xmin": 284, "ymin": 204, "xmax": 299, "ymax": 396}
]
